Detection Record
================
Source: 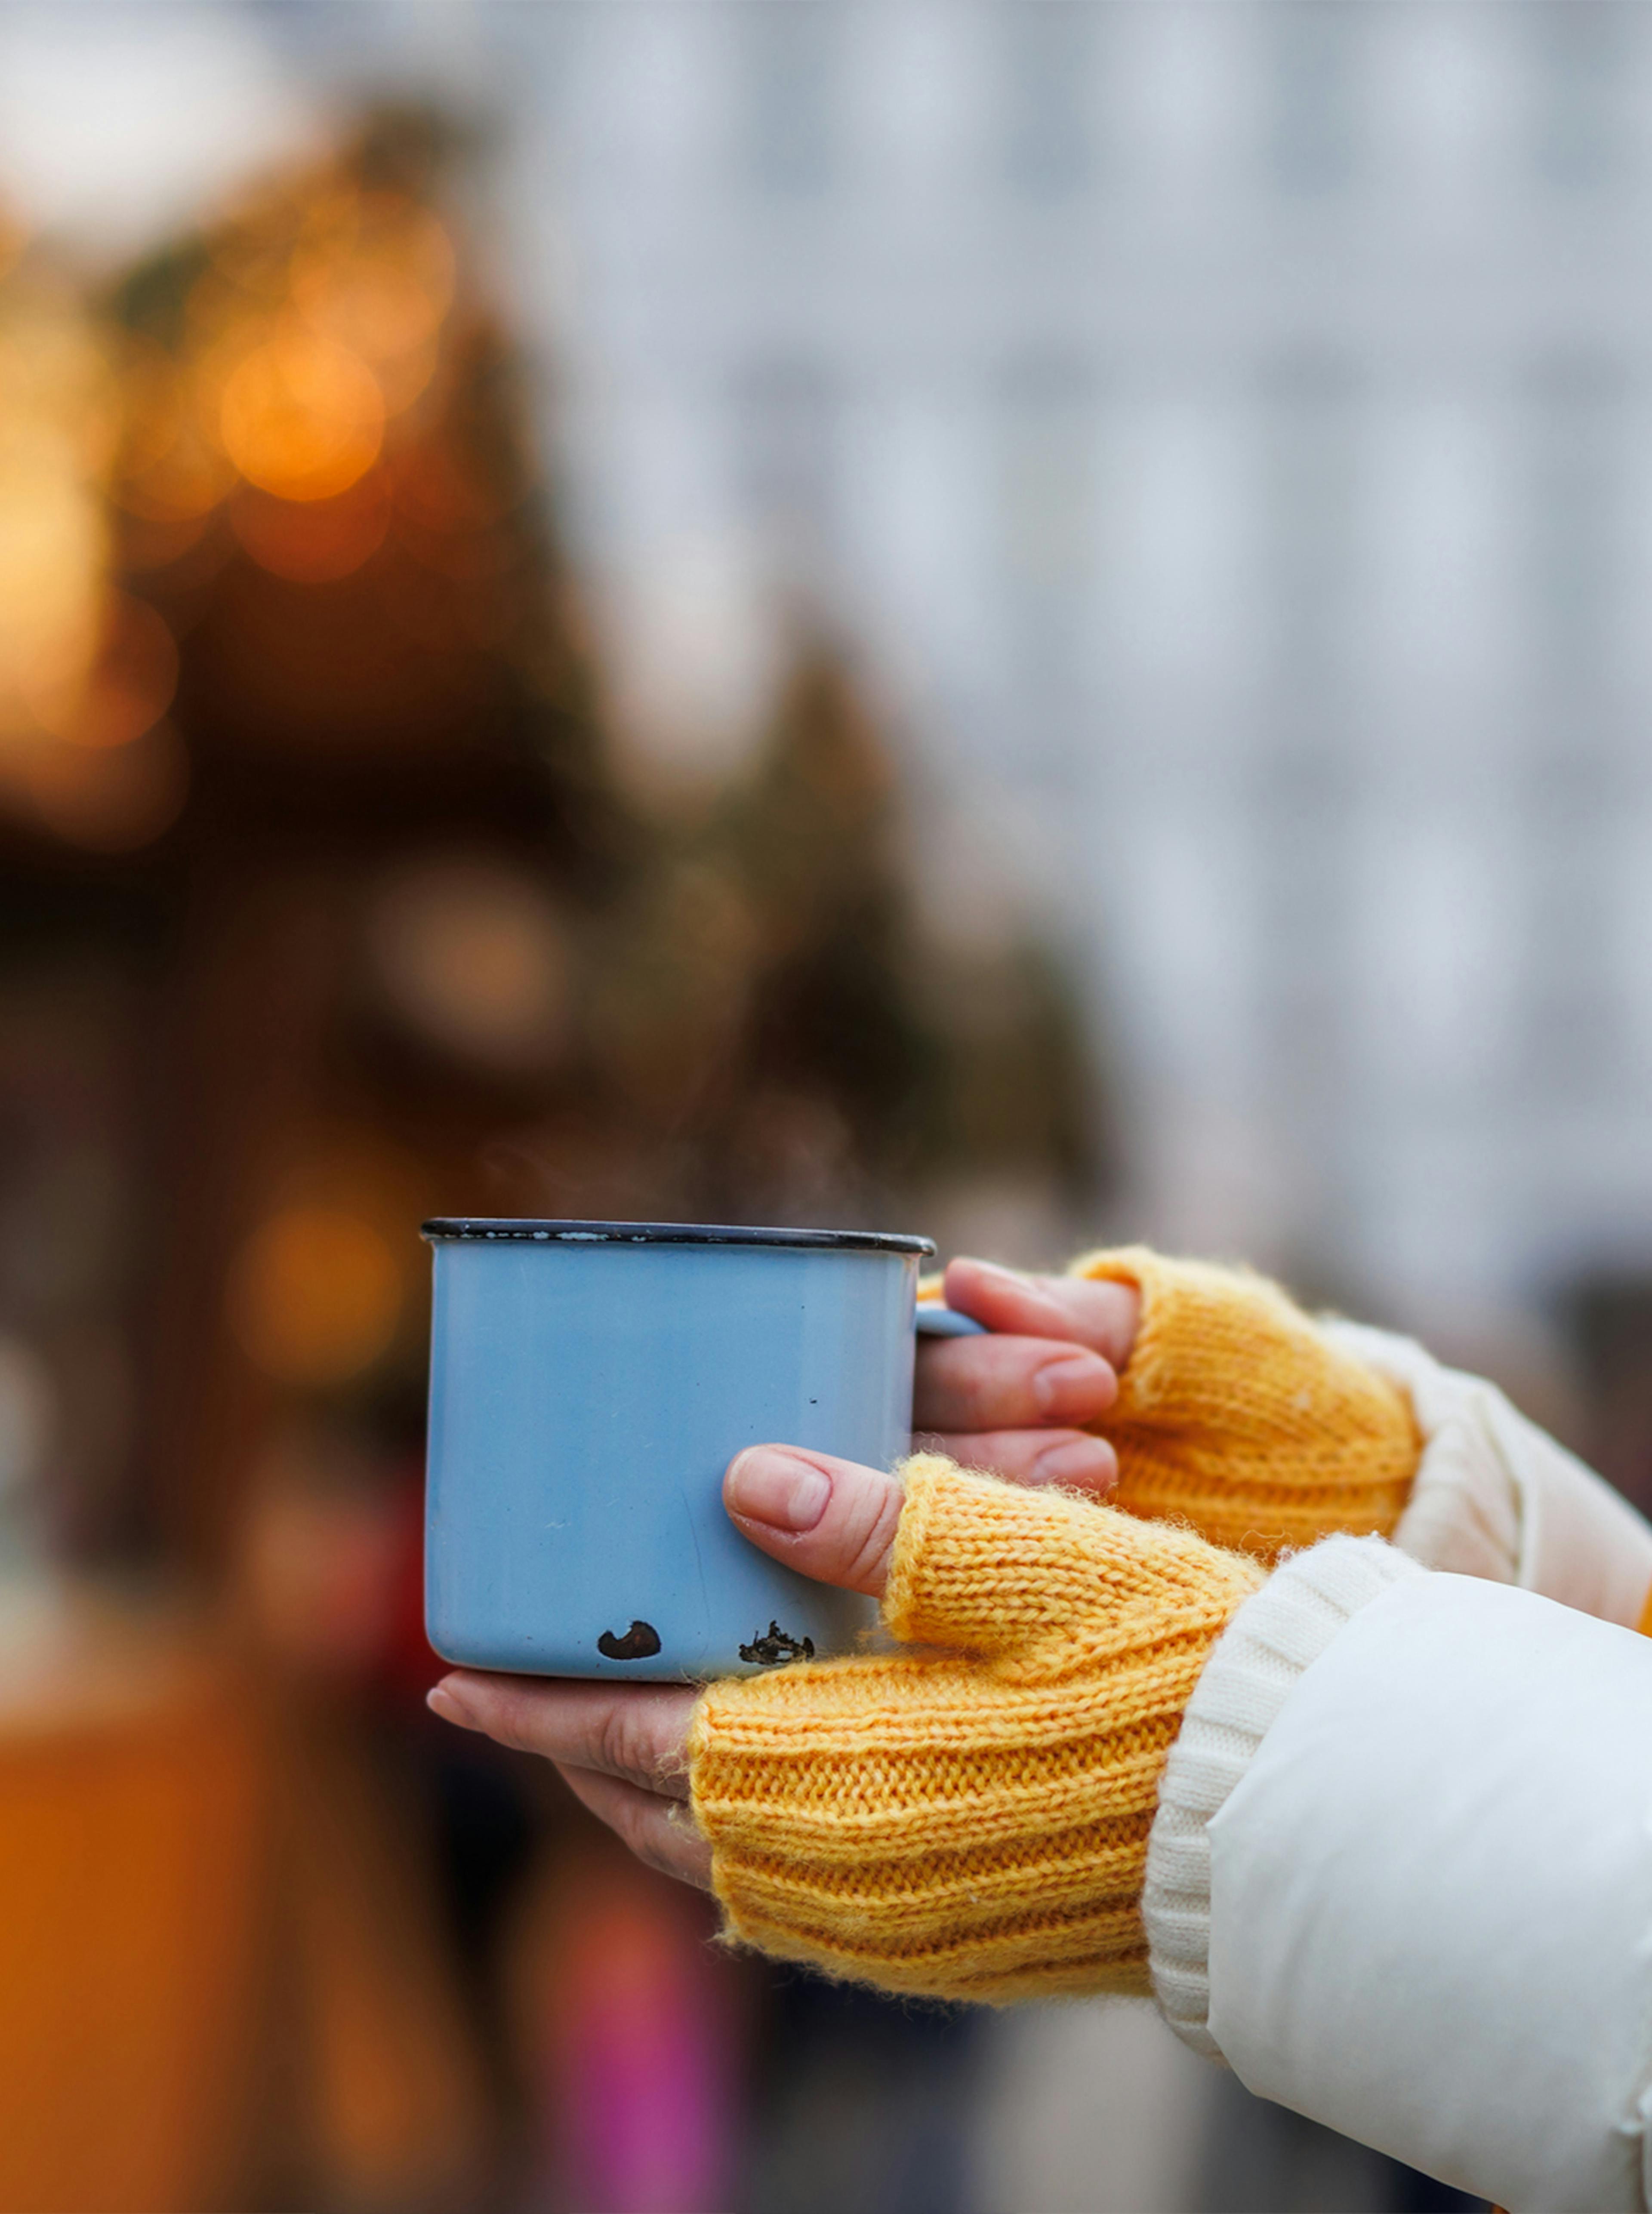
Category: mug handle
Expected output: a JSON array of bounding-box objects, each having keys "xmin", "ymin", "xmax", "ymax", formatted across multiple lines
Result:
[{"xmin": 915, "ymin": 1305, "xmax": 988, "ymax": 1338}]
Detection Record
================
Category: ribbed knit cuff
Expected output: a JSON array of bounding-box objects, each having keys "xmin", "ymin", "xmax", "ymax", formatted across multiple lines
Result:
[
  {"xmin": 1065, "ymin": 1247, "xmax": 1420, "ymax": 1561},
  {"xmin": 1142, "ymin": 1534, "xmax": 1425, "ymax": 2058}
]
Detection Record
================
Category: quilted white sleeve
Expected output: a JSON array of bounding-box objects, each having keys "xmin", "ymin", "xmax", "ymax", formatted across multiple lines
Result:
[
  {"xmin": 1143, "ymin": 1534, "xmax": 1422, "ymax": 2054},
  {"xmin": 1322, "ymin": 1318, "xmax": 1652, "ymax": 1628},
  {"xmin": 1148, "ymin": 1540, "xmax": 1652, "ymax": 2212}
]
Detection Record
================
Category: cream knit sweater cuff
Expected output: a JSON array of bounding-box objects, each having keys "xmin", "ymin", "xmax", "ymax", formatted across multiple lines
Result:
[{"xmin": 1142, "ymin": 1533, "xmax": 1425, "ymax": 2057}]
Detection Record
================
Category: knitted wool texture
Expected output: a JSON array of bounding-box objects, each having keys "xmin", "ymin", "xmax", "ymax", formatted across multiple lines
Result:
[
  {"xmin": 688, "ymin": 1455, "xmax": 1263, "ymax": 2005},
  {"xmin": 1070, "ymin": 1247, "xmax": 1422, "ymax": 1561}
]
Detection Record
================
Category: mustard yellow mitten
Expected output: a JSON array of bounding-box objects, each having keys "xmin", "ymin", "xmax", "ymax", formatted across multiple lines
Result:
[
  {"xmin": 688, "ymin": 1456, "xmax": 1263, "ymax": 2005},
  {"xmin": 1072, "ymin": 1246, "xmax": 1421, "ymax": 1561}
]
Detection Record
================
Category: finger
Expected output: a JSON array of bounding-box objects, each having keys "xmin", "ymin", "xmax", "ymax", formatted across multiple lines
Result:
[
  {"xmin": 913, "ymin": 1330, "xmax": 1119, "ymax": 1434},
  {"xmin": 553, "ymin": 1763, "xmax": 713, "ymax": 1890},
  {"xmin": 724, "ymin": 1444, "xmax": 904, "ymax": 1598},
  {"xmin": 941, "ymin": 1257, "xmax": 1141, "ymax": 1369},
  {"xmin": 918, "ymin": 1427, "xmax": 1118, "ymax": 1493},
  {"xmin": 428, "ymin": 1673, "xmax": 697, "ymax": 1799}
]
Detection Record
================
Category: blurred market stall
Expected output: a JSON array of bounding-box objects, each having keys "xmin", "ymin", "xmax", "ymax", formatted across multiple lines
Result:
[{"xmin": 0, "ymin": 108, "xmax": 1101, "ymax": 2213}]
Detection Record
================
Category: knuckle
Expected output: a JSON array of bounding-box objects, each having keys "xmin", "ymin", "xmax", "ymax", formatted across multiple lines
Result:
[
  {"xmin": 842, "ymin": 1480, "xmax": 903, "ymax": 1590},
  {"xmin": 595, "ymin": 1700, "xmax": 650, "ymax": 1783}
]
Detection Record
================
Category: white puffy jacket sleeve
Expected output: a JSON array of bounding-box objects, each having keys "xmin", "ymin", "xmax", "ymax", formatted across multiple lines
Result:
[
  {"xmin": 1144, "ymin": 1535, "xmax": 1652, "ymax": 2212},
  {"xmin": 1322, "ymin": 1318, "xmax": 1652, "ymax": 1628}
]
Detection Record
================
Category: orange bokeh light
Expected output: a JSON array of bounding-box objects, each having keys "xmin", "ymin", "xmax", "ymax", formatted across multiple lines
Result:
[
  {"xmin": 0, "ymin": 270, "xmax": 121, "ymax": 753},
  {"xmin": 226, "ymin": 1204, "xmax": 404, "ymax": 1387},
  {"xmin": 291, "ymin": 196, "xmax": 455, "ymax": 380},
  {"xmin": 115, "ymin": 342, "xmax": 237, "ymax": 524},
  {"xmin": 218, "ymin": 329, "xmax": 386, "ymax": 504},
  {"xmin": 0, "ymin": 162, "xmax": 478, "ymax": 845},
  {"xmin": 24, "ymin": 591, "xmax": 177, "ymax": 749}
]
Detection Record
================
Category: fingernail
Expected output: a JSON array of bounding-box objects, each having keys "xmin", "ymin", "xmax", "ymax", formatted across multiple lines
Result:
[
  {"xmin": 1032, "ymin": 1351, "xmax": 1115, "ymax": 1418},
  {"xmin": 727, "ymin": 1447, "xmax": 831, "ymax": 1532},
  {"xmin": 427, "ymin": 1682, "xmax": 474, "ymax": 1729},
  {"xmin": 1031, "ymin": 1436, "xmax": 1116, "ymax": 1490}
]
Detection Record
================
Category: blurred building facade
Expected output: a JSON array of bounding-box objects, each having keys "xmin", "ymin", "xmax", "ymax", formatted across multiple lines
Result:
[
  {"xmin": 9, "ymin": 4, "xmax": 1652, "ymax": 1309},
  {"xmin": 342, "ymin": 0, "xmax": 1652, "ymax": 1337},
  {"xmin": 42, "ymin": 0, "xmax": 1652, "ymax": 1320}
]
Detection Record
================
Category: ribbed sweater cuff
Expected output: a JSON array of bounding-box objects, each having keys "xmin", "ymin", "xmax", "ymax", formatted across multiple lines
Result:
[{"xmin": 1142, "ymin": 1534, "xmax": 1425, "ymax": 2057}]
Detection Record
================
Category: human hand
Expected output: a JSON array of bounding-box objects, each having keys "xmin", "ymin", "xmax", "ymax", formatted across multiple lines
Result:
[
  {"xmin": 914, "ymin": 1256, "xmax": 1140, "ymax": 1493},
  {"xmin": 425, "ymin": 1438, "xmax": 973, "ymax": 1892},
  {"xmin": 425, "ymin": 1255, "xmax": 1143, "ymax": 1889},
  {"xmin": 429, "ymin": 1438, "xmax": 1262, "ymax": 2002}
]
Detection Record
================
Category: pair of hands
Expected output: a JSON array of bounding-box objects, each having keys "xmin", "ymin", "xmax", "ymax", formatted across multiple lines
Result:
[{"xmin": 426, "ymin": 1258, "xmax": 1141, "ymax": 1890}]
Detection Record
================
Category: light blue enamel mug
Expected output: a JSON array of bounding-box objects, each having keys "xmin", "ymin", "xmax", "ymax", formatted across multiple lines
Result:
[{"xmin": 422, "ymin": 1219, "xmax": 985, "ymax": 1681}]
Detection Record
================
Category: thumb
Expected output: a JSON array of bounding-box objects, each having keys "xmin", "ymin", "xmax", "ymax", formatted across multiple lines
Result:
[{"xmin": 724, "ymin": 1445, "xmax": 904, "ymax": 1598}]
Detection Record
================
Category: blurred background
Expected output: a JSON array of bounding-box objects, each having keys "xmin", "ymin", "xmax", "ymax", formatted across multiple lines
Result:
[{"xmin": 3, "ymin": 1, "xmax": 1649, "ymax": 2207}]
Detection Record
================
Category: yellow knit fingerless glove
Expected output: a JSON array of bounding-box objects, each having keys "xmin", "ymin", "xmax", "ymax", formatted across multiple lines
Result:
[
  {"xmin": 688, "ymin": 1456, "xmax": 1263, "ymax": 2005},
  {"xmin": 1072, "ymin": 1247, "xmax": 1421, "ymax": 1561}
]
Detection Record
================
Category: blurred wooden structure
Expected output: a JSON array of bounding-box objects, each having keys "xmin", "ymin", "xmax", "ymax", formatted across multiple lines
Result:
[
  {"xmin": 0, "ymin": 1588, "xmax": 491, "ymax": 2213},
  {"xmin": 0, "ymin": 1593, "xmax": 264, "ymax": 2212}
]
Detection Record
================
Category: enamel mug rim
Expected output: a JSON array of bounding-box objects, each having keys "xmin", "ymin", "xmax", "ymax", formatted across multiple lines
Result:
[
  {"xmin": 420, "ymin": 1219, "xmax": 984, "ymax": 1339},
  {"xmin": 421, "ymin": 1217, "xmax": 936, "ymax": 1255}
]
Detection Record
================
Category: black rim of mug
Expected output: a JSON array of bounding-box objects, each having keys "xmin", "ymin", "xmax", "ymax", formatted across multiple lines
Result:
[{"xmin": 419, "ymin": 1218, "xmax": 937, "ymax": 1255}]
